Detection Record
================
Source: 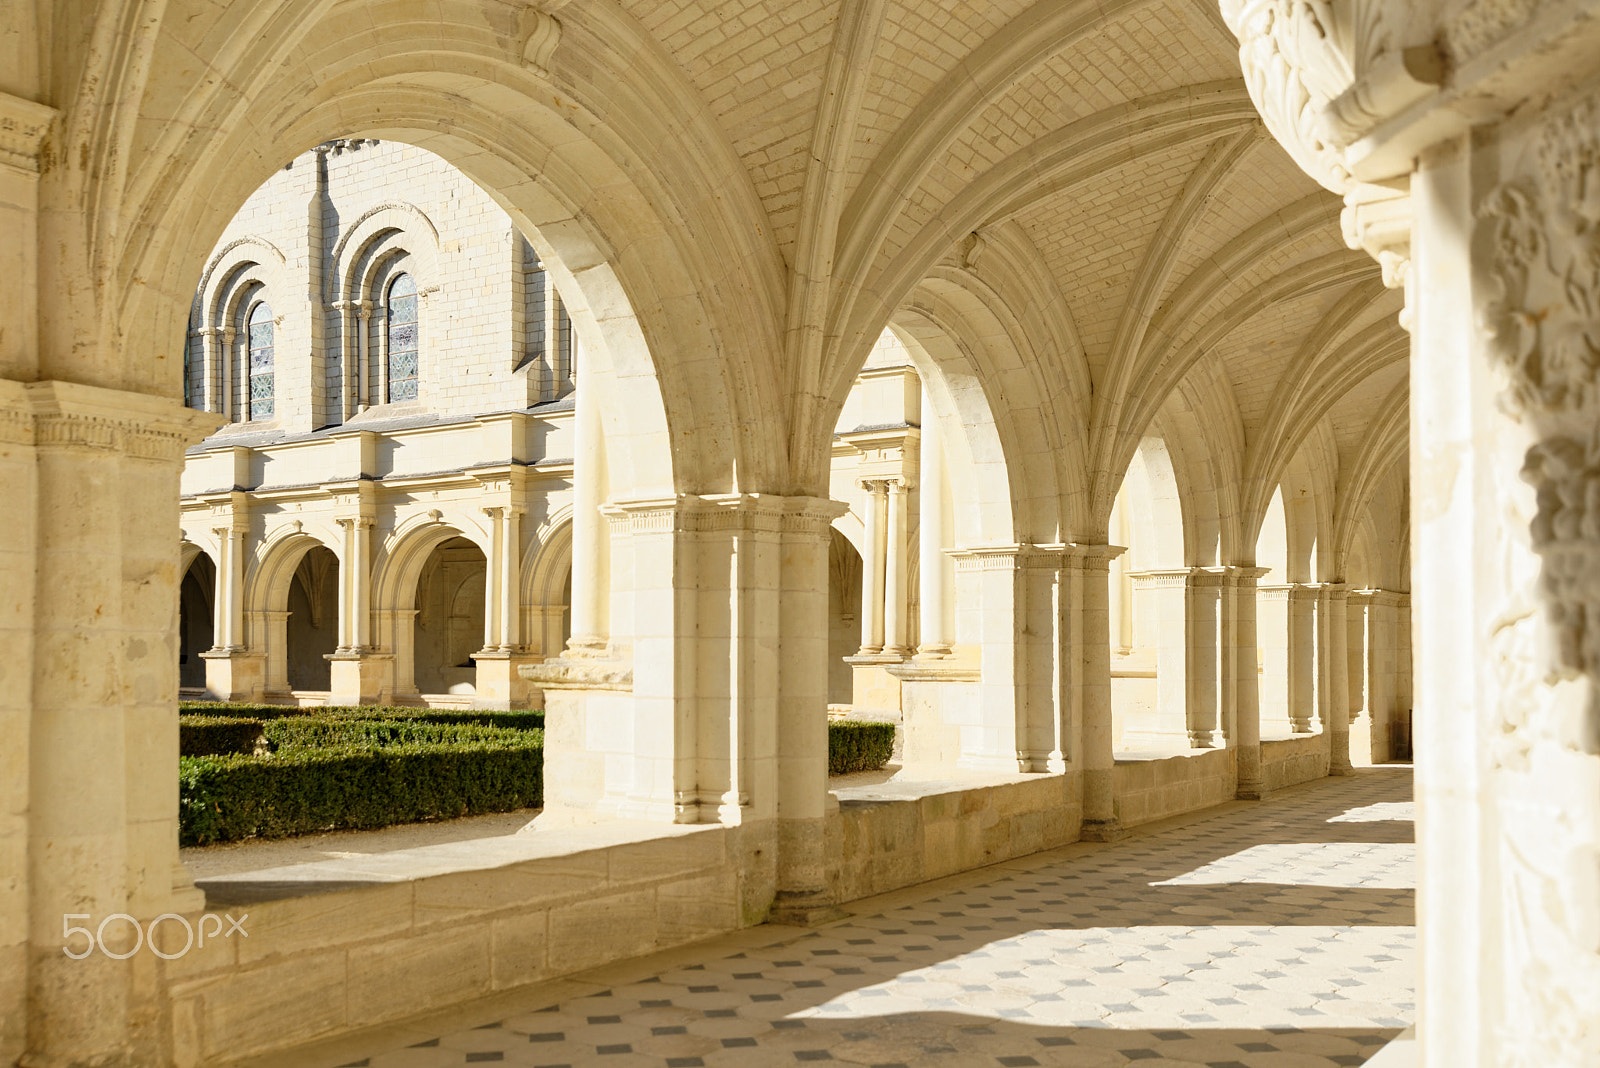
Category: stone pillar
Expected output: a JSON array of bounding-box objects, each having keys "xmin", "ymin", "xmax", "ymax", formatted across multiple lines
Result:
[
  {"xmin": 1325, "ymin": 584, "xmax": 1353, "ymax": 775},
  {"xmin": 883, "ymin": 480, "xmax": 909, "ymax": 655},
  {"xmin": 1257, "ymin": 582, "xmax": 1292, "ymax": 735},
  {"xmin": 846, "ymin": 479, "xmax": 903, "ymax": 716},
  {"xmin": 200, "ymin": 508, "xmax": 263, "ymax": 700},
  {"xmin": 11, "ymin": 382, "xmax": 216, "ymax": 1067},
  {"xmin": 1230, "ymin": 567, "xmax": 1269, "ymax": 799},
  {"xmin": 327, "ymin": 516, "xmax": 387, "ymax": 704},
  {"xmin": 1125, "ymin": 568, "xmax": 1216, "ymax": 748},
  {"xmin": 1287, "ymin": 583, "xmax": 1317, "ymax": 733},
  {"xmin": 916, "ymin": 406, "xmax": 952, "ymax": 659},
  {"xmin": 1187, "ymin": 568, "xmax": 1226, "ymax": 749},
  {"xmin": 945, "ymin": 545, "xmax": 1029, "ymax": 772},
  {"xmin": 473, "ymin": 505, "xmax": 537, "ymax": 709},
  {"xmin": 772, "ymin": 497, "xmax": 850, "ymax": 925},
  {"xmin": 1347, "ymin": 588, "xmax": 1403, "ymax": 765},
  {"xmin": 336, "ymin": 300, "xmax": 358, "ymax": 422},
  {"xmin": 565, "ymin": 366, "xmax": 608, "ymax": 656},
  {"xmin": 201, "ymin": 327, "xmax": 225, "ymax": 414},
  {"xmin": 1075, "ymin": 544, "xmax": 1124, "ymax": 841},
  {"xmin": 355, "ymin": 301, "xmax": 372, "ymax": 414},
  {"xmin": 857, "ymin": 479, "xmax": 886, "ymax": 655}
]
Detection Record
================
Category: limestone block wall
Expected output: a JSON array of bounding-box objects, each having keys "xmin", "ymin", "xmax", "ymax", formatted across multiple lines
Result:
[
  {"xmin": 164, "ymin": 824, "xmax": 741, "ymax": 1067},
  {"xmin": 1261, "ymin": 734, "xmax": 1331, "ymax": 793},
  {"xmin": 830, "ymin": 775, "xmax": 1085, "ymax": 906},
  {"xmin": 1112, "ymin": 748, "xmax": 1237, "ymax": 829}
]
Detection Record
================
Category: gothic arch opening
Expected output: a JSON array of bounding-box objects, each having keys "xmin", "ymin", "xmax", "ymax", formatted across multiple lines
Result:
[
  {"xmin": 412, "ymin": 537, "xmax": 488, "ymax": 699},
  {"xmin": 286, "ymin": 546, "xmax": 340, "ymax": 692},
  {"xmin": 178, "ymin": 551, "xmax": 216, "ymax": 692}
]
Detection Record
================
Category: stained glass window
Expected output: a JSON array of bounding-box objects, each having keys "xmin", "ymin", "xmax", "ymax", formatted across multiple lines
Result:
[
  {"xmin": 388, "ymin": 273, "xmax": 418, "ymax": 402},
  {"xmin": 247, "ymin": 300, "xmax": 274, "ymax": 419}
]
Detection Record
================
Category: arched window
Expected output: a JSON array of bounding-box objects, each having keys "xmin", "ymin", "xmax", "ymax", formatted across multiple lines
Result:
[
  {"xmin": 387, "ymin": 273, "xmax": 419, "ymax": 402},
  {"xmin": 247, "ymin": 300, "xmax": 275, "ymax": 420}
]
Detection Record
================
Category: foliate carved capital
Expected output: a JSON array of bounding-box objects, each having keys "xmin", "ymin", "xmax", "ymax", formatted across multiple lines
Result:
[{"xmin": 1222, "ymin": 0, "xmax": 1437, "ymax": 196}]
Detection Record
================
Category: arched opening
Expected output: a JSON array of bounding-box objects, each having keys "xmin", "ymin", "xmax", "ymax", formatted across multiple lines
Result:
[
  {"xmin": 285, "ymin": 546, "xmax": 339, "ymax": 691},
  {"xmin": 828, "ymin": 529, "xmax": 864, "ymax": 708},
  {"xmin": 1109, "ymin": 437, "xmax": 1187, "ymax": 750},
  {"xmin": 178, "ymin": 554, "xmax": 216, "ymax": 691},
  {"xmin": 1256, "ymin": 485, "xmax": 1298, "ymax": 736},
  {"xmin": 413, "ymin": 537, "xmax": 488, "ymax": 698}
]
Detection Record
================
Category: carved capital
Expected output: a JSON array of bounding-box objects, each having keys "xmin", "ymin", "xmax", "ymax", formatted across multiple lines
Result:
[{"xmin": 1222, "ymin": 0, "xmax": 1439, "ymax": 192}]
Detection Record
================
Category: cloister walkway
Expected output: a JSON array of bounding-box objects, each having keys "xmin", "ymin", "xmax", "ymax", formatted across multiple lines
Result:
[{"xmin": 245, "ymin": 771, "xmax": 1415, "ymax": 1068}]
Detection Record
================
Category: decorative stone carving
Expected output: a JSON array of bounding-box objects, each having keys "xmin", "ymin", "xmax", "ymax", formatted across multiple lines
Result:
[
  {"xmin": 1442, "ymin": 0, "xmax": 1541, "ymax": 66},
  {"xmin": 523, "ymin": 10, "xmax": 562, "ymax": 73},
  {"xmin": 1475, "ymin": 85, "xmax": 1600, "ymax": 1065},
  {"xmin": 1223, "ymin": 0, "xmax": 1430, "ymax": 319}
]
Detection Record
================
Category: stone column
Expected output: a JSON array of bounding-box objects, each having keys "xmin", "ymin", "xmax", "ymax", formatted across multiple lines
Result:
[
  {"xmin": 883, "ymin": 480, "xmax": 909, "ymax": 655},
  {"xmin": 336, "ymin": 300, "xmax": 357, "ymax": 422},
  {"xmin": 483, "ymin": 506, "xmax": 505, "ymax": 651},
  {"xmin": 12, "ymin": 382, "xmax": 216, "ymax": 1067},
  {"xmin": 473, "ymin": 504, "xmax": 535, "ymax": 709},
  {"xmin": 200, "ymin": 507, "xmax": 263, "ymax": 700},
  {"xmin": 1076, "ymin": 544, "xmax": 1124, "ymax": 841},
  {"xmin": 327, "ymin": 516, "xmax": 386, "ymax": 704},
  {"xmin": 1287, "ymin": 583, "xmax": 1317, "ymax": 733},
  {"xmin": 202, "ymin": 327, "xmax": 224, "ymax": 413},
  {"xmin": 1231, "ymin": 567, "xmax": 1269, "ymax": 799},
  {"xmin": 1326, "ymin": 584, "xmax": 1353, "ymax": 775},
  {"xmin": 915, "ymin": 412, "xmax": 952, "ymax": 659},
  {"xmin": 857, "ymin": 479, "xmax": 886, "ymax": 655},
  {"xmin": 565, "ymin": 361, "xmax": 608, "ymax": 656},
  {"xmin": 1187, "ymin": 568, "xmax": 1226, "ymax": 749},
  {"xmin": 355, "ymin": 301, "xmax": 372, "ymax": 413},
  {"xmin": 210, "ymin": 525, "xmax": 231, "ymax": 648},
  {"xmin": 772, "ymin": 497, "xmax": 849, "ymax": 925}
]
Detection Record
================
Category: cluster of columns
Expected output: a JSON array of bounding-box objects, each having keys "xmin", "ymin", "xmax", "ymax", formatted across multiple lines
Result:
[{"xmin": 1118, "ymin": 567, "xmax": 1406, "ymax": 770}]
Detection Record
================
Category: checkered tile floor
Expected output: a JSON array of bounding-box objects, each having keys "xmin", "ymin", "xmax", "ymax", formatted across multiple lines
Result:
[{"xmin": 313, "ymin": 770, "xmax": 1415, "ymax": 1067}]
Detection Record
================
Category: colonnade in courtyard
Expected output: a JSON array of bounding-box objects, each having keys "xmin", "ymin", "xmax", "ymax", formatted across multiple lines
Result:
[{"xmin": 10, "ymin": 0, "xmax": 1574, "ymax": 1060}]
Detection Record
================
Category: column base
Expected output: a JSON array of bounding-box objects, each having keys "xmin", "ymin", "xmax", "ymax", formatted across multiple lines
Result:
[
  {"xmin": 767, "ymin": 889, "xmax": 847, "ymax": 927},
  {"xmin": 325, "ymin": 651, "xmax": 393, "ymax": 705},
  {"xmin": 470, "ymin": 650, "xmax": 543, "ymax": 709},
  {"xmin": 1236, "ymin": 781, "xmax": 1269, "ymax": 801},
  {"xmin": 1079, "ymin": 818, "xmax": 1126, "ymax": 843},
  {"xmin": 199, "ymin": 649, "xmax": 265, "ymax": 702}
]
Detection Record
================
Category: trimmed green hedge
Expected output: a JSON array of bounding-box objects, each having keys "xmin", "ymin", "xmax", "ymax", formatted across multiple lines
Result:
[
  {"xmin": 178, "ymin": 702, "xmax": 544, "ymax": 732},
  {"xmin": 178, "ymin": 715, "xmax": 265, "ymax": 757},
  {"xmin": 828, "ymin": 719, "xmax": 895, "ymax": 775},
  {"xmin": 263, "ymin": 717, "xmax": 539, "ymax": 751},
  {"xmin": 179, "ymin": 736, "xmax": 543, "ymax": 846}
]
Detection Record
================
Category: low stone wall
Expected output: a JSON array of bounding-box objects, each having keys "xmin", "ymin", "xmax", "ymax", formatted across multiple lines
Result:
[
  {"xmin": 1112, "ymin": 748, "xmax": 1236, "ymax": 828},
  {"xmin": 170, "ymin": 744, "xmax": 1332, "ymax": 1066},
  {"xmin": 171, "ymin": 822, "xmax": 741, "ymax": 1067},
  {"xmin": 830, "ymin": 773, "xmax": 1084, "ymax": 902},
  {"xmin": 1262, "ymin": 732, "xmax": 1330, "ymax": 791}
]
